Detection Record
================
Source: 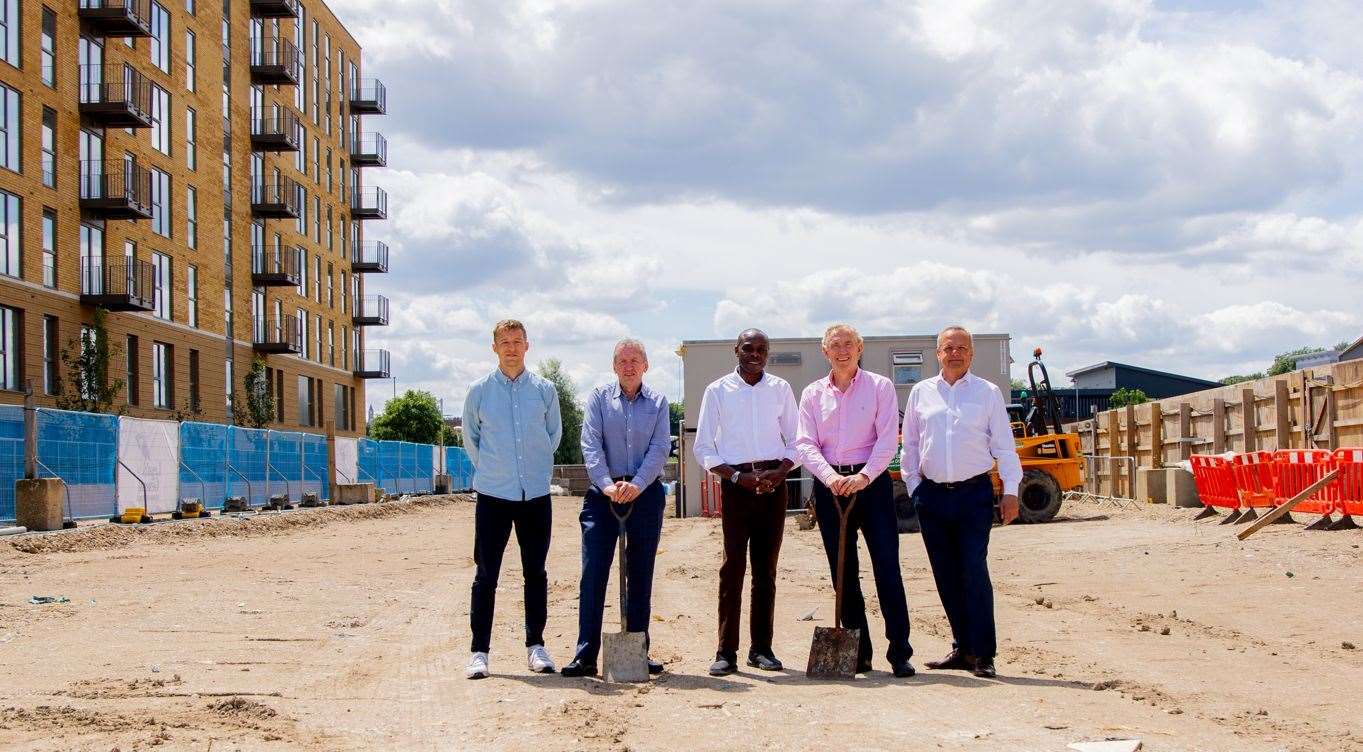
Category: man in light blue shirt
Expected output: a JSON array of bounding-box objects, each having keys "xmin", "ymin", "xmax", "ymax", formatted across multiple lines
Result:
[
  {"xmin": 561, "ymin": 338, "xmax": 672, "ymax": 678},
  {"xmin": 463, "ymin": 319, "xmax": 563, "ymax": 680}
]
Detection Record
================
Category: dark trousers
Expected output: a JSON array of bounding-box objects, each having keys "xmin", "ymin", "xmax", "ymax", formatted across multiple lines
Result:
[
  {"xmin": 913, "ymin": 476, "xmax": 996, "ymax": 659},
  {"xmin": 572, "ymin": 481, "xmax": 666, "ymax": 664},
  {"xmin": 717, "ymin": 475, "xmax": 788, "ymax": 658},
  {"xmin": 813, "ymin": 471, "xmax": 913, "ymax": 665},
  {"xmin": 469, "ymin": 493, "xmax": 552, "ymax": 654}
]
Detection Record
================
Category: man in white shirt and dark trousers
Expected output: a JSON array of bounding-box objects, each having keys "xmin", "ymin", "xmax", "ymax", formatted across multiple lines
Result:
[
  {"xmin": 693, "ymin": 329, "xmax": 800, "ymax": 676},
  {"xmin": 900, "ymin": 325, "xmax": 1023, "ymax": 679}
]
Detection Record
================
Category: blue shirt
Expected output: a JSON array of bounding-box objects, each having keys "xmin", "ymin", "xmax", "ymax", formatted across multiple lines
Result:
[
  {"xmin": 463, "ymin": 368, "xmax": 563, "ymax": 501},
  {"xmin": 581, "ymin": 382, "xmax": 671, "ymax": 492}
]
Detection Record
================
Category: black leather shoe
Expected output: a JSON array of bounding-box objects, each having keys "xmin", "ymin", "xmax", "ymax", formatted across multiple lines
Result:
[
  {"xmin": 746, "ymin": 651, "xmax": 783, "ymax": 671},
  {"xmin": 560, "ymin": 659, "xmax": 597, "ymax": 678},
  {"xmin": 709, "ymin": 653, "xmax": 737, "ymax": 676},
  {"xmin": 648, "ymin": 658, "xmax": 664, "ymax": 675},
  {"xmin": 892, "ymin": 660, "xmax": 916, "ymax": 678},
  {"xmin": 971, "ymin": 659, "xmax": 997, "ymax": 678},
  {"xmin": 925, "ymin": 649, "xmax": 975, "ymax": 671}
]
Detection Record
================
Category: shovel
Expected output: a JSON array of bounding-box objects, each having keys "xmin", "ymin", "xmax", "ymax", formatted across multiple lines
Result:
[
  {"xmin": 602, "ymin": 499, "xmax": 649, "ymax": 682},
  {"xmin": 806, "ymin": 491, "xmax": 861, "ymax": 679}
]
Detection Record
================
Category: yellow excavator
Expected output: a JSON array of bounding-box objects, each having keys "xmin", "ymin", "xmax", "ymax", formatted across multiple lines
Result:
[{"xmin": 893, "ymin": 348, "xmax": 1085, "ymax": 531}]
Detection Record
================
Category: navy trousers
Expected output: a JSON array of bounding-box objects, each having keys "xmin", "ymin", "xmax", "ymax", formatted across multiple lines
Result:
[
  {"xmin": 572, "ymin": 481, "xmax": 665, "ymax": 664},
  {"xmin": 469, "ymin": 493, "xmax": 552, "ymax": 654},
  {"xmin": 813, "ymin": 471, "xmax": 913, "ymax": 665},
  {"xmin": 913, "ymin": 476, "xmax": 996, "ymax": 660}
]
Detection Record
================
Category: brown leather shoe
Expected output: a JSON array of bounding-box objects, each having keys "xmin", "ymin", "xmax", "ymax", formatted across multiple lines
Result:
[
  {"xmin": 925, "ymin": 649, "xmax": 976, "ymax": 671},
  {"xmin": 971, "ymin": 658, "xmax": 997, "ymax": 678}
]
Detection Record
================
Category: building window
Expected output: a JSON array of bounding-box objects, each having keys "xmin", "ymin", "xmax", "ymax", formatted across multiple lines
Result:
[
  {"xmin": 297, "ymin": 308, "xmax": 308, "ymax": 359},
  {"xmin": 340, "ymin": 325, "xmax": 348, "ymax": 370},
  {"xmin": 126, "ymin": 334, "xmax": 140, "ymax": 405},
  {"xmin": 313, "ymin": 256, "xmax": 321, "ymax": 302},
  {"xmin": 79, "ymin": 223, "xmax": 102, "ymax": 293},
  {"xmin": 186, "ymin": 186, "xmax": 197, "ymax": 249},
  {"xmin": 149, "ymin": 2, "xmax": 170, "ymax": 73},
  {"xmin": 326, "ymin": 262, "xmax": 333, "ymax": 307},
  {"xmin": 187, "ymin": 265, "xmax": 198, "ymax": 327},
  {"xmin": 297, "ymin": 375, "xmax": 312, "ymax": 426},
  {"xmin": 314, "ymin": 313, "xmax": 322, "ymax": 363},
  {"xmin": 185, "ymin": 107, "xmax": 196, "ymax": 170},
  {"xmin": 296, "ymin": 247, "xmax": 306, "ymax": 297},
  {"xmin": 42, "ymin": 315, "xmax": 58, "ymax": 395},
  {"xmin": 185, "ymin": 0, "xmax": 194, "ymax": 14},
  {"xmin": 0, "ymin": 189, "xmax": 18, "ymax": 278},
  {"xmin": 150, "ymin": 168, "xmax": 171, "ymax": 237},
  {"xmin": 891, "ymin": 351, "xmax": 924, "ymax": 386},
  {"xmin": 0, "ymin": 83, "xmax": 19, "ymax": 172},
  {"xmin": 150, "ymin": 85, "xmax": 171, "ymax": 155},
  {"xmin": 152, "ymin": 342, "xmax": 172, "ymax": 409},
  {"xmin": 327, "ymin": 322, "xmax": 334, "ymax": 366},
  {"xmin": 188, "ymin": 348, "xmax": 200, "ymax": 413},
  {"xmin": 225, "ymin": 357, "xmax": 233, "ymax": 415},
  {"xmin": 41, "ymin": 7, "xmax": 57, "ymax": 86},
  {"xmin": 0, "ymin": 305, "xmax": 17, "ymax": 391},
  {"xmin": 334, "ymin": 384, "xmax": 346, "ymax": 431},
  {"xmin": 184, "ymin": 29, "xmax": 196, "ymax": 91},
  {"xmin": 0, "ymin": 0, "xmax": 18, "ymax": 68},
  {"xmin": 152, "ymin": 252, "xmax": 172, "ymax": 320},
  {"xmin": 42, "ymin": 210, "xmax": 56, "ymax": 287},
  {"xmin": 41, "ymin": 107, "xmax": 56, "ymax": 188}
]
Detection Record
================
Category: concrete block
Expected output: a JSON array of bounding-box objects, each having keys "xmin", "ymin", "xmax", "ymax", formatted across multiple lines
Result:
[
  {"xmin": 336, "ymin": 483, "xmax": 375, "ymax": 505},
  {"xmin": 299, "ymin": 492, "xmax": 324, "ymax": 507},
  {"xmin": 1165, "ymin": 467, "xmax": 1201, "ymax": 508},
  {"xmin": 16, "ymin": 478, "xmax": 65, "ymax": 531},
  {"xmin": 1136, "ymin": 468, "xmax": 1167, "ymax": 504}
]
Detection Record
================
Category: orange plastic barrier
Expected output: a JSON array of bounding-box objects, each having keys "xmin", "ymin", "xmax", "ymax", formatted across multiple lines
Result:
[
  {"xmin": 1332, "ymin": 448, "xmax": 1363, "ymax": 517},
  {"xmin": 1190, "ymin": 455, "xmax": 1238, "ymax": 510},
  {"xmin": 699, "ymin": 473, "xmax": 723, "ymax": 518},
  {"xmin": 1271, "ymin": 449, "xmax": 1334, "ymax": 516},
  {"xmin": 1230, "ymin": 451, "xmax": 1277, "ymax": 509}
]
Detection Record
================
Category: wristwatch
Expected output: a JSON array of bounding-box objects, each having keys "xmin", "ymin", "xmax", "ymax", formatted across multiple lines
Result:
[{"xmin": 730, "ymin": 469, "xmax": 743, "ymax": 483}]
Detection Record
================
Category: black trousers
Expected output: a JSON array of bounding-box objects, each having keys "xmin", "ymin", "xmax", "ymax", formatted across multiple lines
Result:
[
  {"xmin": 913, "ymin": 476, "xmax": 996, "ymax": 659},
  {"xmin": 469, "ymin": 493, "xmax": 552, "ymax": 654},
  {"xmin": 813, "ymin": 471, "xmax": 913, "ymax": 665}
]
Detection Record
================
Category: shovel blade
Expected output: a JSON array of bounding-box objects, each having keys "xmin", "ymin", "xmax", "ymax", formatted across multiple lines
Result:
[
  {"xmin": 806, "ymin": 626, "xmax": 860, "ymax": 679},
  {"xmin": 602, "ymin": 630, "xmax": 649, "ymax": 682}
]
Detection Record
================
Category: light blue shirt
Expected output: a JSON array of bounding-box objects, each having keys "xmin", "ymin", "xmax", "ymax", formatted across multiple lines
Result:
[
  {"xmin": 463, "ymin": 368, "xmax": 563, "ymax": 501},
  {"xmin": 580, "ymin": 382, "xmax": 671, "ymax": 492}
]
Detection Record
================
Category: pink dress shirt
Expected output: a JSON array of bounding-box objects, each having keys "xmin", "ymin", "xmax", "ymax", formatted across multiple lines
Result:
[{"xmin": 795, "ymin": 369, "xmax": 901, "ymax": 486}]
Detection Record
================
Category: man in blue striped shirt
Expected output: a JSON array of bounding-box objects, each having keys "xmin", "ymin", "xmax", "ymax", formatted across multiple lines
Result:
[
  {"xmin": 463, "ymin": 319, "xmax": 563, "ymax": 680},
  {"xmin": 561, "ymin": 338, "xmax": 673, "ymax": 677}
]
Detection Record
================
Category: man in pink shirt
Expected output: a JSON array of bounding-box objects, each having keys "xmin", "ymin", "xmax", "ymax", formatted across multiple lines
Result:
[{"xmin": 795, "ymin": 323, "xmax": 914, "ymax": 677}]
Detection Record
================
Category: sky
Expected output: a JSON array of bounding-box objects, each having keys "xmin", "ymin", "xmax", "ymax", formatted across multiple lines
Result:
[{"xmin": 331, "ymin": 0, "xmax": 1363, "ymax": 418}]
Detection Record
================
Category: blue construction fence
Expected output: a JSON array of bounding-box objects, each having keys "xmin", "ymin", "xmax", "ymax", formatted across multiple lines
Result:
[{"xmin": 0, "ymin": 405, "xmax": 474, "ymax": 523}]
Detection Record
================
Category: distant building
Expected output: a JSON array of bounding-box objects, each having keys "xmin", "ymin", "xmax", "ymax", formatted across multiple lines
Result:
[
  {"xmin": 1297, "ymin": 336, "xmax": 1363, "ymax": 369},
  {"xmin": 1041, "ymin": 361, "xmax": 1220, "ymax": 422}
]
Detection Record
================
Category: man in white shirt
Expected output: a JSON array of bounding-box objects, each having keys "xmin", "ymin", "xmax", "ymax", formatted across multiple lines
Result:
[
  {"xmin": 900, "ymin": 325, "xmax": 1022, "ymax": 679},
  {"xmin": 693, "ymin": 329, "xmax": 800, "ymax": 676}
]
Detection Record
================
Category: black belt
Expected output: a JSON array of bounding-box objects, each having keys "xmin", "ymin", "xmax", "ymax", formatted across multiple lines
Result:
[
  {"xmin": 731, "ymin": 460, "xmax": 783, "ymax": 472},
  {"xmin": 925, "ymin": 472, "xmax": 991, "ymax": 490},
  {"xmin": 830, "ymin": 462, "xmax": 867, "ymax": 475}
]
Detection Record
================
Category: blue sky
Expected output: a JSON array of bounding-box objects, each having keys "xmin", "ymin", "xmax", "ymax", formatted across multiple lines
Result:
[{"xmin": 332, "ymin": 0, "xmax": 1363, "ymax": 416}]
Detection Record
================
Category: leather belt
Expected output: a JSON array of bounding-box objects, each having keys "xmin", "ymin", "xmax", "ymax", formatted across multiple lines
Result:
[
  {"xmin": 731, "ymin": 460, "xmax": 783, "ymax": 472},
  {"xmin": 830, "ymin": 463, "xmax": 867, "ymax": 475},
  {"xmin": 925, "ymin": 472, "xmax": 991, "ymax": 490}
]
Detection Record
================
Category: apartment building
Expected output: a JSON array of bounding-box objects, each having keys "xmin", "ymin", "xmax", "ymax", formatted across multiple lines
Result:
[{"xmin": 0, "ymin": 0, "xmax": 390, "ymax": 436}]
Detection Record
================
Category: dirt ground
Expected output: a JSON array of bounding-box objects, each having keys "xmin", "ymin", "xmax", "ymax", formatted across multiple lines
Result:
[{"xmin": 1, "ymin": 494, "xmax": 1361, "ymax": 752}]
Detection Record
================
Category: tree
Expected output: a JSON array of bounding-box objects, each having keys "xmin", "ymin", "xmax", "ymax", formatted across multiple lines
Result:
[
  {"xmin": 1009, "ymin": 378, "xmax": 1026, "ymax": 391},
  {"xmin": 1267, "ymin": 346, "xmax": 1326, "ymax": 376},
  {"xmin": 54, "ymin": 308, "xmax": 125, "ymax": 414},
  {"xmin": 231, "ymin": 357, "xmax": 276, "ymax": 428},
  {"xmin": 1219, "ymin": 373, "xmax": 1264, "ymax": 386},
  {"xmin": 441, "ymin": 423, "xmax": 463, "ymax": 447},
  {"xmin": 1108, "ymin": 387, "xmax": 1149, "ymax": 408},
  {"xmin": 368, "ymin": 389, "xmax": 444, "ymax": 444},
  {"xmin": 537, "ymin": 359, "xmax": 583, "ymax": 465},
  {"xmin": 669, "ymin": 401, "xmax": 685, "ymax": 435}
]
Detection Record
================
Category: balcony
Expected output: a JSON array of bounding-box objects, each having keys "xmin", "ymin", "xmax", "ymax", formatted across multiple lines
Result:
[
  {"xmin": 354, "ymin": 349, "xmax": 391, "ymax": 379},
  {"xmin": 78, "ymin": 0, "xmax": 152, "ymax": 37},
  {"xmin": 249, "ymin": 108, "xmax": 301, "ymax": 152},
  {"xmin": 249, "ymin": 36, "xmax": 302, "ymax": 86},
  {"xmin": 79, "ymin": 258, "xmax": 155, "ymax": 312},
  {"xmin": 249, "ymin": 0, "xmax": 298, "ymax": 18},
  {"xmin": 349, "ymin": 79, "xmax": 387, "ymax": 115},
  {"xmin": 350, "ymin": 133, "xmax": 387, "ymax": 168},
  {"xmin": 253, "ymin": 316, "xmax": 303, "ymax": 355},
  {"xmin": 79, "ymin": 161, "xmax": 153, "ymax": 220},
  {"xmin": 352, "ymin": 295, "xmax": 389, "ymax": 327},
  {"xmin": 79, "ymin": 66, "xmax": 153, "ymax": 128},
  {"xmin": 350, "ymin": 187, "xmax": 387, "ymax": 220},
  {"xmin": 251, "ymin": 246, "xmax": 302, "ymax": 287},
  {"xmin": 250, "ymin": 177, "xmax": 301, "ymax": 219},
  {"xmin": 351, "ymin": 241, "xmax": 389, "ymax": 273}
]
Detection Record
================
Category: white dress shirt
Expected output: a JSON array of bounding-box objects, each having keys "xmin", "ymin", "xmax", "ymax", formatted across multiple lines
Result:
[
  {"xmin": 899, "ymin": 372, "xmax": 1023, "ymax": 497},
  {"xmin": 693, "ymin": 370, "xmax": 801, "ymax": 471}
]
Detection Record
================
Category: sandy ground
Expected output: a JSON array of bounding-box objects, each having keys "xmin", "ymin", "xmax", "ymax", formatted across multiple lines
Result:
[{"xmin": 1, "ymin": 495, "xmax": 1361, "ymax": 752}]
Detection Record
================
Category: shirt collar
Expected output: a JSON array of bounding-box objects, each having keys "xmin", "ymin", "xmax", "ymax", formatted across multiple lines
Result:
[
  {"xmin": 730, "ymin": 368, "xmax": 767, "ymax": 388},
  {"xmin": 492, "ymin": 368, "xmax": 528, "ymax": 386},
  {"xmin": 823, "ymin": 368, "xmax": 861, "ymax": 393},
  {"xmin": 935, "ymin": 371, "xmax": 974, "ymax": 390},
  {"xmin": 611, "ymin": 382, "xmax": 652, "ymax": 402}
]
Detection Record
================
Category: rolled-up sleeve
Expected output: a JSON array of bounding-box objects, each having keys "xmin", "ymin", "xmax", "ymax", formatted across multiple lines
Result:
[
  {"xmin": 989, "ymin": 386, "xmax": 1023, "ymax": 496},
  {"xmin": 779, "ymin": 383, "xmax": 801, "ymax": 466},
  {"xmin": 795, "ymin": 387, "xmax": 836, "ymax": 485},
  {"xmin": 862, "ymin": 378, "xmax": 901, "ymax": 481},
  {"xmin": 633, "ymin": 395, "xmax": 672, "ymax": 489},
  {"xmin": 693, "ymin": 384, "xmax": 723, "ymax": 471},
  {"xmin": 580, "ymin": 389, "xmax": 612, "ymax": 491},
  {"xmin": 899, "ymin": 387, "xmax": 923, "ymax": 496}
]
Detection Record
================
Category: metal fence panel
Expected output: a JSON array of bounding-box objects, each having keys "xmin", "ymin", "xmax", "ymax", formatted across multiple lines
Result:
[
  {"xmin": 180, "ymin": 421, "xmax": 228, "ymax": 509},
  {"xmin": 0, "ymin": 405, "xmax": 20, "ymax": 522},
  {"xmin": 267, "ymin": 430, "xmax": 303, "ymax": 501},
  {"xmin": 411, "ymin": 441, "xmax": 433, "ymax": 494},
  {"xmin": 117, "ymin": 417, "xmax": 180, "ymax": 514},
  {"xmin": 37, "ymin": 408, "xmax": 117, "ymax": 519},
  {"xmin": 446, "ymin": 446, "xmax": 474, "ymax": 492},
  {"xmin": 301, "ymin": 432, "xmax": 328, "ymax": 500},
  {"xmin": 379, "ymin": 440, "xmax": 402, "ymax": 494},
  {"xmin": 358, "ymin": 437, "xmax": 382, "ymax": 489},
  {"xmin": 228, "ymin": 425, "xmax": 270, "ymax": 506}
]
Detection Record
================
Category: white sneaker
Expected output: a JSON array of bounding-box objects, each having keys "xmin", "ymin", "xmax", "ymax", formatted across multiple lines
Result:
[
  {"xmin": 527, "ymin": 644, "xmax": 556, "ymax": 674},
  {"xmin": 466, "ymin": 652, "xmax": 489, "ymax": 680}
]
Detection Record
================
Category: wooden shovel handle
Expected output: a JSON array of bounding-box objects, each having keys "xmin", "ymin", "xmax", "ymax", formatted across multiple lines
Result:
[{"xmin": 831, "ymin": 492, "xmax": 859, "ymax": 629}]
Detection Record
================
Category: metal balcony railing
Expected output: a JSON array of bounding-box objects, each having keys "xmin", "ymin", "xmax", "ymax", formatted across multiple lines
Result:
[
  {"xmin": 249, "ymin": 107, "xmax": 301, "ymax": 152},
  {"xmin": 79, "ymin": 258, "xmax": 156, "ymax": 311},
  {"xmin": 350, "ymin": 132, "xmax": 387, "ymax": 167},
  {"xmin": 78, "ymin": 65, "xmax": 154, "ymax": 128},
  {"xmin": 349, "ymin": 78, "xmax": 386, "ymax": 115},
  {"xmin": 78, "ymin": 0, "xmax": 152, "ymax": 37},
  {"xmin": 249, "ymin": 0, "xmax": 299, "ymax": 19},
  {"xmin": 350, "ymin": 186, "xmax": 387, "ymax": 219},
  {"xmin": 250, "ymin": 245, "xmax": 302, "ymax": 286},
  {"xmin": 352, "ymin": 295, "xmax": 390, "ymax": 327},
  {"xmin": 253, "ymin": 315, "xmax": 303, "ymax": 354},
  {"xmin": 354, "ymin": 349, "xmax": 391, "ymax": 378},
  {"xmin": 250, "ymin": 177, "xmax": 301, "ymax": 218},
  {"xmin": 79, "ymin": 160, "xmax": 153, "ymax": 219},
  {"xmin": 351, "ymin": 240, "xmax": 389, "ymax": 273},
  {"xmin": 249, "ymin": 36, "xmax": 303, "ymax": 85}
]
